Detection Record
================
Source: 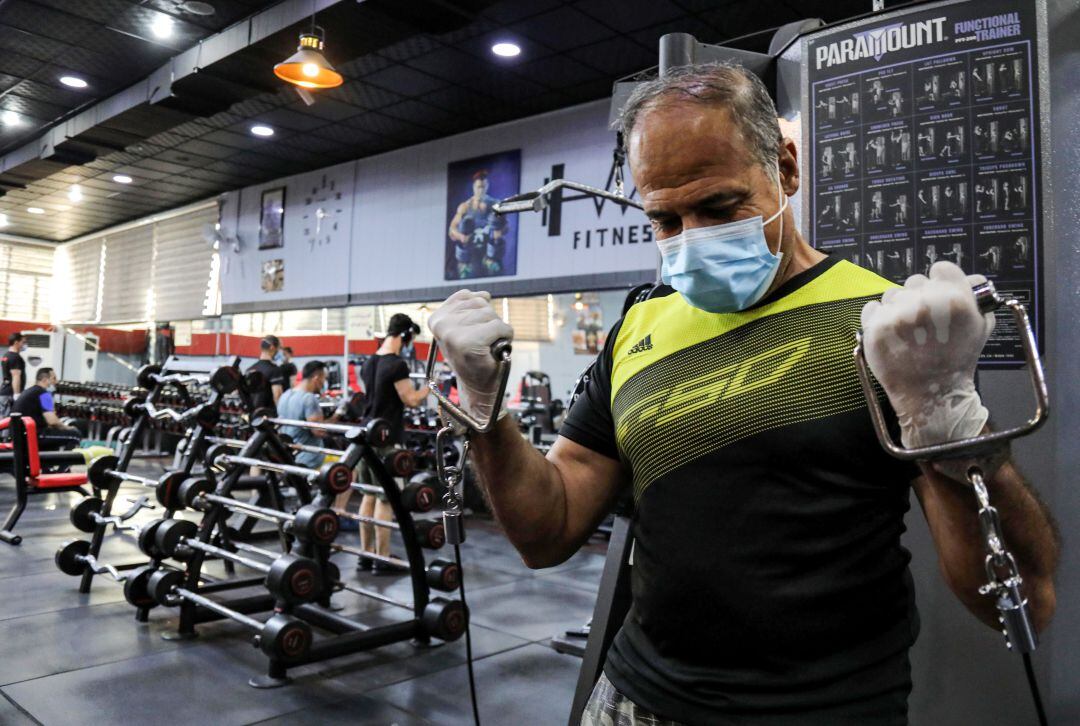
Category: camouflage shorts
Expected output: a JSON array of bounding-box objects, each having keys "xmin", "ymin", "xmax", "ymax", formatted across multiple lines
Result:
[{"xmin": 581, "ymin": 673, "xmax": 682, "ymax": 726}]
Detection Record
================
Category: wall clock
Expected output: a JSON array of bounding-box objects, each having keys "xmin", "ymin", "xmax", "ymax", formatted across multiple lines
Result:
[{"xmin": 303, "ymin": 173, "xmax": 346, "ymax": 251}]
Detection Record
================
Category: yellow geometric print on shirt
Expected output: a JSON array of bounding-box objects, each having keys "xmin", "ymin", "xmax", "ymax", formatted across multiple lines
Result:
[
  {"xmin": 611, "ymin": 259, "xmax": 895, "ymax": 401},
  {"xmin": 610, "ymin": 260, "xmax": 897, "ymax": 501}
]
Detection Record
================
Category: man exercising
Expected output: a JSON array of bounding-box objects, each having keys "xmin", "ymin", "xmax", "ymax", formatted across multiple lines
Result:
[
  {"xmin": 12, "ymin": 368, "xmax": 81, "ymax": 451},
  {"xmin": 356, "ymin": 313, "xmax": 430, "ymax": 572},
  {"xmin": 0, "ymin": 332, "xmax": 27, "ymax": 419},
  {"xmin": 429, "ymin": 63, "xmax": 1058, "ymax": 724}
]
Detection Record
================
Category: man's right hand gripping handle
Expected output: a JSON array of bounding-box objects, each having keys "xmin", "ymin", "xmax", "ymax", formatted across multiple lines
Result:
[{"xmin": 428, "ymin": 290, "xmax": 515, "ymax": 427}]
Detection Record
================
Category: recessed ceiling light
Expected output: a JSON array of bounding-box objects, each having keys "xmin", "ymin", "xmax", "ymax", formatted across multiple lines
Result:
[
  {"xmin": 60, "ymin": 75, "xmax": 88, "ymax": 89},
  {"xmin": 491, "ymin": 42, "xmax": 521, "ymax": 57},
  {"xmin": 0, "ymin": 110, "xmax": 21, "ymax": 126},
  {"xmin": 68, "ymin": 185, "xmax": 83, "ymax": 202},
  {"xmin": 180, "ymin": 1, "xmax": 216, "ymax": 16},
  {"xmin": 27, "ymin": 207, "xmax": 45, "ymax": 215},
  {"xmin": 113, "ymin": 174, "xmax": 133, "ymax": 184},
  {"xmin": 250, "ymin": 125, "xmax": 274, "ymax": 137},
  {"xmin": 151, "ymin": 14, "xmax": 174, "ymax": 39}
]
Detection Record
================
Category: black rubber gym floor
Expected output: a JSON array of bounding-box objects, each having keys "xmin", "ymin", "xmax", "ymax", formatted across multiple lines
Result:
[{"xmin": 0, "ymin": 459, "xmax": 606, "ymax": 725}]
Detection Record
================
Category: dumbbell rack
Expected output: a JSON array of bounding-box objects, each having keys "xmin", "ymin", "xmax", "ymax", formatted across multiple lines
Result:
[
  {"xmin": 54, "ymin": 380, "xmax": 128, "ymax": 444},
  {"xmin": 149, "ymin": 415, "xmax": 466, "ymax": 687},
  {"xmin": 55, "ymin": 358, "xmax": 245, "ymax": 607}
]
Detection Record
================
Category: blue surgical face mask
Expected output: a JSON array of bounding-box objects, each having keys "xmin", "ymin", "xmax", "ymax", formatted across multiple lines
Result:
[
  {"xmin": 658, "ymin": 170, "xmax": 788, "ymax": 313},
  {"xmin": 273, "ymin": 352, "xmax": 284, "ymax": 365}
]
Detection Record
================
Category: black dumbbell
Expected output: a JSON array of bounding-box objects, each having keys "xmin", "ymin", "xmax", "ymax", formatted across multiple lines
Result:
[
  {"xmin": 426, "ymin": 557, "xmax": 460, "ymax": 592},
  {"xmin": 147, "ymin": 568, "xmax": 184, "ymax": 606},
  {"xmin": 210, "ymin": 366, "xmax": 241, "ymax": 395},
  {"xmin": 383, "ymin": 450, "xmax": 415, "ymax": 478},
  {"xmin": 123, "ymin": 565, "xmax": 159, "ymax": 609},
  {"xmin": 156, "ymin": 471, "xmax": 189, "ymax": 509},
  {"xmin": 265, "ymin": 553, "xmax": 323, "ymax": 604},
  {"xmin": 195, "ymin": 405, "xmax": 220, "ymax": 430},
  {"xmin": 123, "ymin": 395, "xmax": 146, "ymax": 419},
  {"xmin": 258, "ymin": 613, "xmax": 312, "ymax": 660},
  {"xmin": 137, "ymin": 518, "xmax": 167, "ymax": 558},
  {"xmin": 291, "ymin": 505, "xmax": 339, "ymax": 544},
  {"xmin": 177, "ymin": 477, "xmax": 213, "ymax": 510},
  {"xmin": 70, "ymin": 496, "xmax": 104, "ymax": 533},
  {"xmin": 153, "ymin": 518, "xmax": 199, "ymax": 558},
  {"xmin": 421, "ymin": 597, "xmax": 467, "ymax": 641},
  {"xmin": 136, "ymin": 364, "xmax": 162, "ymax": 391},
  {"xmin": 401, "ymin": 473, "xmax": 438, "ymax": 513},
  {"xmin": 55, "ymin": 539, "xmax": 91, "ymax": 576},
  {"xmin": 318, "ymin": 461, "xmax": 353, "ymax": 494},
  {"xmin": 414, "ymin": 519, "xmax": 446, "ymax": 550}
]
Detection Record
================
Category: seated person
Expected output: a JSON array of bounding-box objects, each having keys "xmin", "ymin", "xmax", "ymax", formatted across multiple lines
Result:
[{"xmin": 12, "ymin": 367, "xmax": 81, "ymax": 452}]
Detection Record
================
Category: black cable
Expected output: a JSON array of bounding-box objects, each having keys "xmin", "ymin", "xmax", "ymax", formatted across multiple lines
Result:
[
  {"xmin": 1022, "ymin": 653, "xmax": 1048, "ymax": 726},
  {"xmin": 455, "ymin": 543, "xmax": 481, "ymax": 726}
]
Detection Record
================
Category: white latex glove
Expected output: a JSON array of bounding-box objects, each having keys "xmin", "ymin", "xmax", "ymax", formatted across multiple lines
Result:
[
  {"xmin": 428, "ymin": 290, "xmax": 514, "ymax": 426},
  {"xmin": 860, "ymin": 261, "xmax": 995, "ymax": 449}
]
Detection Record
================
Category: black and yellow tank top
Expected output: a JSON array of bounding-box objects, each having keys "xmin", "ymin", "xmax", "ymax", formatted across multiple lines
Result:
[{"xmin": 561, "ymin": 256, "xmax": 921, "ymax": 724}]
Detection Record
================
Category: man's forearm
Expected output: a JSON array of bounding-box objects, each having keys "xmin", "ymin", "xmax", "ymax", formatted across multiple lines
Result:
[
  {"xmin": 469, "ymin": 416, "xmax": 571, "ymax": 567},
  {"xmin": 918, "ymin": 460, "xmax": 1059, "ymax": 630}
]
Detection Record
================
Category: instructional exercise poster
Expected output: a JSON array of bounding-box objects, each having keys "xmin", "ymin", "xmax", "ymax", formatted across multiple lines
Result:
[{"xmin": 806, "ymin": 0, "xmax": 1043, "ymax": 365}]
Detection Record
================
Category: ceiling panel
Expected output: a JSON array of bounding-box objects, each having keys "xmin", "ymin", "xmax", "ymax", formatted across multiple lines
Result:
[{"xmin": 0, "ymin": 0, "xmax": 885, "ymax": 241}]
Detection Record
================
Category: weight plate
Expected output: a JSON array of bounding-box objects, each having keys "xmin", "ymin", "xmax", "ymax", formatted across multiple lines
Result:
[
  {"xmin": 138, "ymin": 519, "xmax": 165, "ymax": 558},
  {"xmin": 69, "ymin": 496, "xmax": 104, "ymax": 533},
  {"xmin": 123, "ymin": 565, "xmax": 158, "ymax": 609},
  {"xmin": 122, "ymin": 396, "xmax": 146, "ymax": 420},
  {"xmin": 136, "ymin": 364, "xmax": 162, "ymax": 391},
  {"xmin": 426, "ymin": 558, "xmax": 461, "ymax": 592},
  {"xmin": 86, "ymin": 455, "xmax": 119, "ymax": 489},
  {"xmin": 147, "ymin": 568, "xmax": 183, "ymax": 606},
  {"xmin": 209, "ymin": 366, "xmax": 241, "ymax": 395},
  {"xmin": 154, "ymin": 518, "xmax": 197, "ymax": 558},
  {"xmin": 55, "ymin": 539, "xmax": 91, "ymax": 576},
  {"xmin": 155, "ymin": 471, "xmax": 187, "ymax": 509}
]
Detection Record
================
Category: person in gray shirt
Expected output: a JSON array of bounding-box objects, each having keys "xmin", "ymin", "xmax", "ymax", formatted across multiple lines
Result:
[{"xmin": 277, "ymin": 360, "xmax": 345, "ymax": 471}]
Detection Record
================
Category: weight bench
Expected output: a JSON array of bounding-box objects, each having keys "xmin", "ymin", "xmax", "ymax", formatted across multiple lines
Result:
[{"xmin": 0, "ymin": 414, "xmax": 93, "ymax": 545}]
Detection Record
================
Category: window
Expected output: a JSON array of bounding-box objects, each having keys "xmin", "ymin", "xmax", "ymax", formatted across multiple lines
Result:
[
  {"xmin": 0, "ymin": 241, "xmax": 52, "ymax": 321},
  {"xmin": 492, "ymin": 296, "xmax": 554, "ymax": 342}
]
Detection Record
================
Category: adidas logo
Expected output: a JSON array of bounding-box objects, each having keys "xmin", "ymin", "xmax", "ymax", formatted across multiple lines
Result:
[{"xmin": 627, "ymin": 335, "xmax": 653, "ymax": 355}]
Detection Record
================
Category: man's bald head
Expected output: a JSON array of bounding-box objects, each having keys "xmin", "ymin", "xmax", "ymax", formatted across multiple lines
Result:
[{"xmin": 617, "ymin": 62, "xmax": 783, "ymax": 181}]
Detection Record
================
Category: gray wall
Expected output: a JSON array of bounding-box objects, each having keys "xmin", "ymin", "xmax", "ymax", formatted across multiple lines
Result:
[
  {"xmin": 1043, "ymin": 1, "xmax": 1079, "ymax": 720},
  {"xmin": 218, "ymin": 100, "xmax": 657, "ymax": 313}
]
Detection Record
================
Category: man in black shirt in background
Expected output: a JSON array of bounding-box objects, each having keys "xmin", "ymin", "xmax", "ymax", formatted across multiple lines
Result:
[
  {"xmin": 356, "ymin": 314, "xmax": 429, "ymax": 573},
  {"xmin": 0, "ymin": 333, "xmax": 27, "ymax": 419},
  {"xmin": 279, "ymin": 347, "xmax": 298, "ymax": 386},
  {"xmin": 13, "ymin": 367, "xmax": 81, "ymax": 451},
  {"xmin": 246, "ymin": 335, "xmax": 287, "ymax": 413}
]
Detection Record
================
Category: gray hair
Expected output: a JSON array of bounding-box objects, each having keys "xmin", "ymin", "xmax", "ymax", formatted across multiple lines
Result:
[{"xmin": 617, "ymin": 62, "xmax": 782, "ymax": 179}]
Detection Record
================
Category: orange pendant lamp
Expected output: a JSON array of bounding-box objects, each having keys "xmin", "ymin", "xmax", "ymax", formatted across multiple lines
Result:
[{"xmin": 274, "ymin": 27, "xmax": 343, "ymax": 90}]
